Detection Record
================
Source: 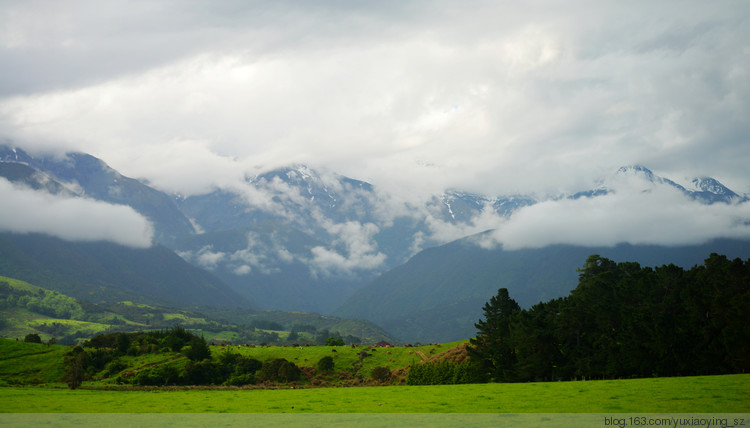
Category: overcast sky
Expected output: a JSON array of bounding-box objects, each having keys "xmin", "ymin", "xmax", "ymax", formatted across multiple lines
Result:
[{"xmin": 1, "ymin": 0, "xmax": 749, "ymax": 251}]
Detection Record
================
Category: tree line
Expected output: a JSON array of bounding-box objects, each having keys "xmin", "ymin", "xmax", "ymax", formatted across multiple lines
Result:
[
  {"xmin": 469, "ymin": 253, "xmax": 749, "ymax": 382},
  {"xmin": 62, "ymin": 326, "xmax": 333, "ymax": 388},
  {"xmin": 0, "ymin": 281, "xmax": 85, "ymax": 320}
]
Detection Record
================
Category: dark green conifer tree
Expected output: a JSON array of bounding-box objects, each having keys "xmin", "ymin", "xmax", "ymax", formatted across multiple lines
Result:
[{"xmin": 468, "ymin": 288, "xmax": 521, "ymax": 382}]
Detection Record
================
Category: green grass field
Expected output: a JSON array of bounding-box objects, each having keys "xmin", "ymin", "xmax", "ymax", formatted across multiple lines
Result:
[
  {"xmin": 0, "ymin": 340, "xmax": 67, "ymax": 386},
  {"xmin": 0, "ymin": 374, "xmax": 747, "ymax": 413}
]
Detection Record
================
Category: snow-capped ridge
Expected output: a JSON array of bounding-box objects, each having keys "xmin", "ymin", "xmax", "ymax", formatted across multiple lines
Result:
[
  {"xmin": 617, "ymin": 165, "xmax": 656, "ymax": 180},
  {"xmin": 691, "ymin": 177, "xmax": 737, "ymax": 197}
]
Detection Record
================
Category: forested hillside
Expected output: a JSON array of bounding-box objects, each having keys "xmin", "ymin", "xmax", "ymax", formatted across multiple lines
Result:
[
  {"xmin": 0, "ymin": 275, "xmax": 395, "ymax": 346},
  {"xmin": 470, "ymin": 253, "xmax": 750, "ymax": 382}
]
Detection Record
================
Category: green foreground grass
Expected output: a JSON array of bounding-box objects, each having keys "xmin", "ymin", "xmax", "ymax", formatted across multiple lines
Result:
[{"xmin": 1, "ymin": 374, "xmax": 747, "ymax": 413}]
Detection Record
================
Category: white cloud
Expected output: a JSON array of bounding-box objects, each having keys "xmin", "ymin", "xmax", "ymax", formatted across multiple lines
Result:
[
  {"xmin": 233, "ymin": 265, "xmax": 252, "ymax": 275},
  {"xmin": 0, "ymin": 1, "xmax": 746, "ymax": 201},
  {"xmin": 0, "ymin": 178, "xmax": 153, "ymax": 247},
  {"xmin": 195, "ymin": 246, "xmax": 226, "ymax": 270},
  {"xmin": 422, "ymin": 203, "xmax": 506, "ymax": 246},
  {"xmin": 0, "ymin": 0, "xmax": 747, "ymax": 252},
  {"xmin": 479, "ymin": 182, "xmax": 750, "ymax": 250},
  {"xmin": 309, "ymin": 221, "xmax": 387, "ymax": 276}
]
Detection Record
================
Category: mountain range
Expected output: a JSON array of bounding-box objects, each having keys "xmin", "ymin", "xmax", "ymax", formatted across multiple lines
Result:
[{"xmin": 1, "ymin": 143, "xmax": 749, "ymax": 342}]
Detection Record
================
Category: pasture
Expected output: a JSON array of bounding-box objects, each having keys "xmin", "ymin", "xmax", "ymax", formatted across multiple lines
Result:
[{"xmin": 0, "ymin": 374, "xmax": 747, "ymax": 413}]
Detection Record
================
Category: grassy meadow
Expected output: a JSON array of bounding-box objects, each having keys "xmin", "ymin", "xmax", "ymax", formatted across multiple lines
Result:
[
  {"xmin": 0, "ymin": 374, "xmax": 748, "ymax": 413},
  {"xmin": 0, "ymin": 340, "xmax": 68, "ymax": 386}
]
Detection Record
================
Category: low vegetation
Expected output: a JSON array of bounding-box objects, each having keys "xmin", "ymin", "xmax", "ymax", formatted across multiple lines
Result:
[{"xmin": 0, "ymin": 333, "xmax": 467, "ymax": 389}]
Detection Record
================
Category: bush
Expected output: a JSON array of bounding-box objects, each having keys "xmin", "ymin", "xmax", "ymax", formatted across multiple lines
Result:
[
  {"xmin": 23, "ymin": 333, "xmax": 42, "ymax": 343},
  {"xmin": 317, "ymin": 356, "xmax": 334, "ymax": 374},
  {"xmin": 183, "ymin": 336, "xmax": 211, "ymax": 361},
  {"xmin": 224, "ymin": 373, "xmax": 255, "ymax": 386},
  {"xmin": 132, "ymin": 365, "xmax": 181, "ymax": 386},
  {"xmin": 234, "ymin": 356, "xmax": 262, "ymax": 376},
  {"xmin": 104, "ymin": 359, "xmax": 128, "ymax": 377},
  {"xmin": 325, "ymin": 337, "xmax": 345, "ymax": 346},
  {"xmin": 370, "ymin": 366, "xmax": 391, "ymax": 383},
  {"xmin": 257, "ymin": 358, "xmax": 301, "ymax": 383},
  {"xmin": 183, "ymin": 360, "xmax": 220, "ymax": 385},
  {"xmin": 406, "ymin": 360, "xmax": 483, "ymax": 385}
]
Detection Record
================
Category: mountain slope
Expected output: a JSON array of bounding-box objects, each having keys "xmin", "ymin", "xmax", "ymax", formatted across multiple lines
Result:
[
  {"xmin": 335, "ymin": 234, "xmax": 750, "ymax": 343},
  {"xmin": 0, "ymin": 162, "xmax": 72, "ymax": 195},
  {"xmin": 169, "ymin": 221, "xmax": 362, "ymax": 312},
  {"xmin": 0, "ymin": 232, "xmax": 252, "ymax": 308},
  {"xmin": 0, "ymin": 145, "xmax": 195, "ymax": 243}
]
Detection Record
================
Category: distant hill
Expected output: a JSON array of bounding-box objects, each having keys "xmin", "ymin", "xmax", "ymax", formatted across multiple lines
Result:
[
  {"xmin": 0, "ymin": 275, "xmax": 395, "ymax": 346},
  {"xmin": 0, "ymin": 232, "xmax": 252, "ymax": 309},
  {"xmin": 334, "ymin": 235, "xmax": 750, "ymax": 343}
]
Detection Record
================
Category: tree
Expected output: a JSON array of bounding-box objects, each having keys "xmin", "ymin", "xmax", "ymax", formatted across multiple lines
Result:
[
  {"xmin": 117, "ymin": 332, "xmax": 131, "ymax": 355},
  {"xmin": 183, "ymin": 336, "xmax": 211, "ymax": 361},
  {"xmin": 325, "ymin": 336, "xmax": 344, "ymax": 346},
  {"xmin": 258, "ymin": 358, "xmax": 301, "ymax": 383},
  {"xmin": 23, "ymin": 333, "xmax": 42, "ymax": 343},
  {"xmin": 468, "ymin": 288, "xmax": 521, "ymax": 382},
  {"xmin": 62, "ymin": 346, "xmax": 86, "ymax": 389}
]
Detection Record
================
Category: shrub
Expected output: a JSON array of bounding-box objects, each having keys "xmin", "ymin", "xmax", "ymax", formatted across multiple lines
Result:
[
  {"xmin": 317, "ymin": 356, "xmax": 334, "ymax": 373},
  {"xmin": 406, "ymin": 360, "xmax": 483, "ymax": 385},
  {"xmin": 23, "ymin": 333, "xmax": 42, "ymax": 343},
  {"xmin": 224, "ymin": 373, "xmax": 255, "ymax": 386},
  {"xmin": 235, "ymin": 356, "xmax": 262, "ymax": 375},
  {"xmin": 257, "ymin": 358, "xmax": 301, "ymax": 383},
  {"xmin": 183, "ymin": 360, "xmax": 220, "ymax": 385},
  {"xmin": 371, "ymin": 366, "xmax": 391, "ymax": 383},
  {"xmin": 325, "ymin": 337, "xmax": 345, "ymax": 346},
  {"xmin": 104, "ymin": 359, "xmax": 128, "ymax": 377},
  {"xmin": 183, "ymin": 336, "xmax": 211, "ymax": 361}
]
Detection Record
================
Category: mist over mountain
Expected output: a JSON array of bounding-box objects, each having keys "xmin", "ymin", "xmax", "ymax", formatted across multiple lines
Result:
[
  {"xmin": 0, "ymin": 145, "xmax": 194, "ymax": 244},
  {"xmin": 1, "ymin": 143, "xmax": 749, "ymax": 338}
]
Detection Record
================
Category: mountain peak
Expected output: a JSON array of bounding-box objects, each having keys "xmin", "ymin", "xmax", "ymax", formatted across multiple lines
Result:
[
  {"xmin": 617, "ymin": 165, "xmax": 655, "ymax": 180},
  {"xmin": 691, "ymin": 177, "xmax": 737, "ymax": 197}
]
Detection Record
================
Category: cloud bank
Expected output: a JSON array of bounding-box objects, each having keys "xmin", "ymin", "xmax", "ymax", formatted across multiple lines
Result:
[
  {"xmin": 0, "ymin": 1, "xmax": 747, "ymax": 199},
  {"xmin": 476, "ymin": 178, "xmax": 750, "ymax": 250},
  {"xmin": 0, "ymin": 178, "xmax": 154, "ymax": 248}
]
